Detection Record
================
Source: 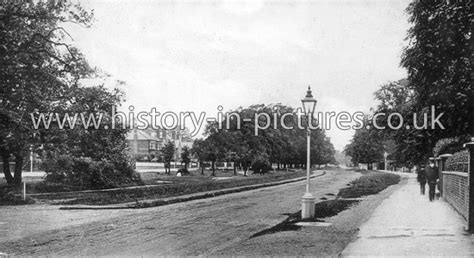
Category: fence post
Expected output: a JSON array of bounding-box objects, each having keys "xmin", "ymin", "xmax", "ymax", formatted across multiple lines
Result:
[
  {"xmin": 22, "ymin": 181, "xmax": 26, "ymax": 201},
  {"xmin": 464, "ymin": 140, "xmax": 474, "ymax": 233},
  {"xmin": 438, "ymin": 154, "xmax": 453, "ymax": 197}
]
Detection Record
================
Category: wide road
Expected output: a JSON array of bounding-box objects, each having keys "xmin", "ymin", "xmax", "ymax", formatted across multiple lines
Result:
[{"xmin": 1, "ymin": 169, "xmax": 360, "ymax": 256}]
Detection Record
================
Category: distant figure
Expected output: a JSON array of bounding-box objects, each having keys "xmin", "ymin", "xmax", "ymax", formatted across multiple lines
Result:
[
  {"xmin": 425, "ymin": 160, "xmax": 439, "ymax": 201},
  {"xmin": 416, "ymin": 165, "xmax": 426, "ymax": 195}
]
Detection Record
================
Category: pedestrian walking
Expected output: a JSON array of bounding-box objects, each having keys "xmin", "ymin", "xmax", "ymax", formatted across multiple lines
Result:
[
  {"xmin": 425, "ymin": 159, "xmax": 439, "ymax": 202},
  {"xmin": 416, "ymin": 164, "xmax": 426, "ymax": 195}
]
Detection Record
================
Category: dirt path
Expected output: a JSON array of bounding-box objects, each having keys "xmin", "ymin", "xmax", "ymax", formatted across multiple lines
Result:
[{"xmin": 1, "ymin": 169, "xmax": 360, "ymax": 256}]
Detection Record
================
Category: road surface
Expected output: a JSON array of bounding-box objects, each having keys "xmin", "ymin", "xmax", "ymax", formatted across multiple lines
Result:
[{"xmin": 1, "ymin": 169, "xmax": 360, "ymax": 256}]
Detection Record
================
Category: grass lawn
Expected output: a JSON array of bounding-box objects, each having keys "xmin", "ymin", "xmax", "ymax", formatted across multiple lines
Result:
[
  {"xmin": 26, "ymin": 168, "xmax": 312, "ymax": 205},
  {"xmin": 338, "ymin": 171, "xmax": 400, "ymax": 198}
]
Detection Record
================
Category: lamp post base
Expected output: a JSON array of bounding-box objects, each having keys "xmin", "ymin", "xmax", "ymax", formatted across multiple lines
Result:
[{"xmin": 301, "ymin": 192, "xmax": 315, "ymax": 219}]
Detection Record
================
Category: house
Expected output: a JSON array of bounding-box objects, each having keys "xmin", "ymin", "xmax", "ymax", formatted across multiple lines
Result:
[
  {"xmin": 126, "ymin": 128, "xmax": 163, "ymax": 161},
  {"xmin": 126, "ymin": 127, "xmax": 194, "ymax": 161}
]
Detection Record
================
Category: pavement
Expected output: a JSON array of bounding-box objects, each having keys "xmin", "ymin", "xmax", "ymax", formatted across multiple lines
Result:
[{"xmin": 342, "ymin": 173, "xmax": 474, "ymax": 256}]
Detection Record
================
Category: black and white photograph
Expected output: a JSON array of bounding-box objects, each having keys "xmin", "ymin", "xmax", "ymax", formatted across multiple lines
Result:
[{"xmin": 0, "ymin": 0, "xmax": 473, "ymax": 256}]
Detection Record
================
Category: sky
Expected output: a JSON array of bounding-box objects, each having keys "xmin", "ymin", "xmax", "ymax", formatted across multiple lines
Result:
[{"xmin": 65, "ymin": 0, "xmax": 412, "ymax": 150}]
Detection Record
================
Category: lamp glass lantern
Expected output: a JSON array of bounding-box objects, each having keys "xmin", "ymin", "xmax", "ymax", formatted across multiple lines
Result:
[{"xmin": 301, "ymin": 86, "xmax": 317, "ymax": 117}]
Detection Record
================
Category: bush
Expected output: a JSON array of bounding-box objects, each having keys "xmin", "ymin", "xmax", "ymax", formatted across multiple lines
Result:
[
  {"xmin": 177, "ymin": 168, "xmax": 189, "ymax": 174},
  {"xmin": 42, "ymin": 155, "xmax": 143, "ymax": 190},
  {"xmin": 433, "ymin": 137, "xmax": 460, "ymax": 156},
  {"xmin": 251, "ymin": 157, "xmax": 272, "ymax": 174},
  {"xmin": 0, "ymin": 186, "xmax": 35, "ymax": 205},
  {"xmin": 445, "ymin": 150, "xmax": 469, "ymax": 172},
  {"xmin": 135, "ymin": 154, "xmax": 150, "ymax": 162}
]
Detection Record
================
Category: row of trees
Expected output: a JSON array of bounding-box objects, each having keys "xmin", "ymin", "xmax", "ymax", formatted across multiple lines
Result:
[
  {"xmin": 191, "ymin": 104, "xmax": 336, "ymax": 176},
  {"xmin": 160, "ymin": 141, "xmax": 191, "ymax": 175},
  {"xmin": 345, "ymin": 1, "xmax": 472, "ymax": 168},
  {"xmin": 1, "ymin": 1, "xmax": 140, "ymax": 188}
]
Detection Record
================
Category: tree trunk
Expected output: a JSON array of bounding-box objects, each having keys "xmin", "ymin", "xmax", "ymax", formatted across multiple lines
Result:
[
  {"xmin": 200, "ymin": 162, "xmax": 204, "ymax": 175},
  {"xmin": 233, "ymin": 163, "xmax": 237, "ymax": 176},
  {"xmin": 211, "ymin": 161, "xmax": 215, "ymax": 176},
  {"xmin": 2, "ymin": 155, "xmax": 14, "ymax": 185},
  {"xmin": 13, "ymin": 155, "xmax": 23, "ymax": 185}
]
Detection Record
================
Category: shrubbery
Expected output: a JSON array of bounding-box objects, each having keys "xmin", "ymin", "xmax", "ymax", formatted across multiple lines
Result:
[
  {"xmin": 251, "ymin": 156, "xmax": 272, "ymax": 174},
  {"xmin": 445, "ymin": 150, "xmax": 469, "ymax": 172},
  {"xmin": 42, "ymin": 155, "xmax": 143, "ymax": 191},
  {"xmin": 177, "ymin": 168, "xmax": 189, "ymax": 174},
  {"xmin": 433, "ymin": 137, "xmax": 462, "ymax": 157},
  {"xmin": 0, "ymin": 186, "xmax": 35, "ymax": 205}
]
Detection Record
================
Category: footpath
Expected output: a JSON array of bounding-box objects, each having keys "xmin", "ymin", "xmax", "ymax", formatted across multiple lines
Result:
[{"xmin": 342, "ymin": 173, "xmax": 474, "ymax": 256}]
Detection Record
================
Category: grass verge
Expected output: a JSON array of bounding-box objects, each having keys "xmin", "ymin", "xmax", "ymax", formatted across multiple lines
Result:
[
  {"xmin": 338, "ymin": 171, "xmax": 400, "ymax": 198},
  {"xmin": 251, "ymin": 171, "xmax": 401, "ymax": 238},
  {"xmin": 29, "ymin": 169, "xmax": 311, "ymax": 205},
  {"xmin": 251, "ymin": 199, "xmax": 359, "ymax": 238}
]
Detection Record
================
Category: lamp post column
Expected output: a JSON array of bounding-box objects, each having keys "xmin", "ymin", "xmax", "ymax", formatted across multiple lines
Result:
[
  {"xmin": 306, "ymin": 129, "xmax": 311, "ymax": 193},
  {"xmin": 301, "ymin": 122, "xmax": 315, "ymax": 219},
  {"xmin": 301, "ymin": 86, "xmax": 317, "ymax": 220}
]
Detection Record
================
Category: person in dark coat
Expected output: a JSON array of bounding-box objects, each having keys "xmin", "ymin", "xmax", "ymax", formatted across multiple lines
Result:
[
  {"xmin": 416, "ymin": 165, "xmax": 426, "ymax": 195},
  {"xmin": 425, "ymin": 160, "xmax": 439, "ymax": 201}
]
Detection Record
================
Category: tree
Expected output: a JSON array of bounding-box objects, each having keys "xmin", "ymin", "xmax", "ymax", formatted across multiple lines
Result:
[
  {"xmin": 401, "ymin": 1, "xmax": 473, "ymax": 140},
  {"xmin": 192, "ymin": 104, "xmax": 337, "ymax": 176},
  {"xmin": 161, "ymin": 141, "xmax": 175, "ymax": 175},
  {"xmin": 201, "ymin": 132, "xmax": 223, "ymax": 177},
  {"xmin": 345, "ymin": 125, "xmax": 384, "ymax": 168},
  {"xmin": 180, "ymin": 146, "xmax": 191, "ymax": 173},
  {"xmin": 370, "ymin": 2, "xmax": 473, "ymax": 167},
  {"xmin": 251, "ymin": 152, "xmax": 272, "ymax": 174},
  {"xmin": 39, "ymin": 85, "xmax": 142, "ymax": 189},
  {"xmin": 0, "ymin": 1, "xmax": 94, "ymax": 185},
  {"xmin": 224, "ymin": 151, "xmax": 239, "ymax": 175},
  {"xmin": 191, "ymin": 139, "xmax": 206, "ymax": 175},
  {"xmin": 372, "ymin": 79, "xmax": 429, "ymax": 166},
  {"xmin": 308, "ymin": 128, "xmax": 336, "ymax": 167}
]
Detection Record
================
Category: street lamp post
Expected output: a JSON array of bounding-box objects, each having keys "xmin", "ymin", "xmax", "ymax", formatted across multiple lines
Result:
[{"xmin": 301, "ymin": 86, "xmax": 317, "ymax": 219}]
